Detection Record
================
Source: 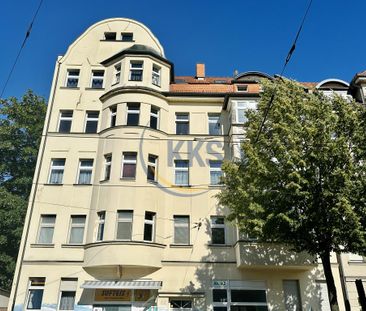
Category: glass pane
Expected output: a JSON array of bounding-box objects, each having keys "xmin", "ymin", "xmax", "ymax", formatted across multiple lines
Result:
[
  {"xmin": 50, "ymin": 169, "xmax": 64, "ymax": 184},
  {"xmin": 145, "ymin": 212, "xmax": 155, "ymax": 221},
  {"xmin": 59, "ymin": 291, "xmax": 75, "ymax": 310},
  {"xmin": 144, "ymin": 223, "xmax": 153, "ymax": 241},
  {"xmin": 213, "ymin": 289, "xmax": 227, "ymax": 302},
  {"xmin": 175, "ymin": 160, "xmax": 189, "ymax": 168},
  {"xmin": 147, "ymin": 165, "xmax": 155, "ymax": 181},
  {"xmin": 231, "ymin": 290, "xmax": 267, "ymax": 303},
  {"xmin": 27, "ymin": 289, "xmax": 44, "ymax": 309},
  {"xmin": 59, "ymin": 120, "xmax": 72, "ymax": 133},
  {"xmin": 69, "ymin": 227, "xmax": 84, "ymax": 244},
  {"xmin": 174, "ymin": 226, "xmax": 189, "ymax": 244},
  {"xmin": 130, "ymin": 70, "xmax": 143, "ymax": 81},
  {"xmin": 92, "ymin": 78, "xmax": 103, "ymax": 89},
  {"xmin": 38, "ymin": 227, "xmax": 54, "ymax": 244},
  {"xmin": 209, "ymin": 122, "xmax": 221, "ymax": 135},
  {"xmin": 237, "ymin": 108, "xmax": 246, "ymax": 123},
  {"xmin": 80, "ymin": 160, "xmax": 93, "ymax": 167},
  {"xmin": 211, "ymin": 171, "xmax": 222, "ymax": 185},
  {"xmin": 118, "ymin": 211, "xmax": 133, "ymax": 220},
  {"xmin": 42, "ymin": 215, "xmax": 56, "ymax": 224},
  {"xmin": 72, "ymin": 216, "xmax": 86, "ymax": 225},
  {"xmin": 175, "ymin": 171, "xmax": 188, "ymax": 185},
  {"xmin": 85, "ymin": 120, "xmax": 98, "ymax": 133},
  {"xmin": 122, "ymin": 163, "xmax": 136, "ymax": 178},
  {"xmin": 212, "ymin": 217, "xmax": 224, "ymax": 225},
  {"xmin": 212, "ymin": 228, "xmax": 225, "ymax": 244},
  {"xmin": 213, "ymin": 307, "xmax": 228, "ymax": 311},
  {"xmin": 127, "ymin": 113, "xmax": 139, "ymax": 126},
  {"xmin": 97, "ymin": 223, "xmax": 104, "ymax": 241},
  {"xmin": 122, "ymin": 33, "xmax": 133, "ymax": 41},
  {"xmin": 230, "ymin": 307, "xmax": 268, "ymax": 311},
  {"xmin": 78, "ymin": 170, "xmax": 92, "ymax": 184},
  {"xmin": 176, "ymin": 114, "xmax": 188, "ymax": 120},
  {"xmin": 66, "ymin": 78, "xmax": 78, "ymax": 88},
  {"xmin": 210, "ymin": 161, "xmax": 222, "ymax": 168},
  {"xmin": 117, "ymin": 222, "xmax": 132, "ymax": 240},
  {"xmin": 150, "ymin": 116, "xmax": 158, "ymax": 129},
  {"xmin": 176, "ymin": 122, "xmax": 189, "ymax": 135}
]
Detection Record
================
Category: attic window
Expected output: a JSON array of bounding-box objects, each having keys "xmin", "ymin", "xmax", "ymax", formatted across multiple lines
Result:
[
  {"xmin": 237, "ymin": 85, "xmax": 248, "ymax": 92},
  {"xmin": 121, "ymin": 33, "xmax": 133, "ymax": 42},
  {"xmin": 104, "ymin": 32, "xmax": 117, "ymax": 41},
  {"xmin": 214, "ymin": 80, "xmax": 227, "ymax": 84}
]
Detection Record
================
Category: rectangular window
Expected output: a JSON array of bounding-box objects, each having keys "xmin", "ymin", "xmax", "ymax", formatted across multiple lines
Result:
[
  {"xmin": 129, "ymin": 61, "xmax": 143, "ymax": 81},
  {"xmin": 65, "ymin": 69, "xmax": 79, "ymax": 88},
  {"xmin": 143, "ymin": 211, "xmax": 156, "ymax": 242},
  {"xmin": 150, "ymin": 106, "xmax": 159, "ymax": 129},
  {"xmin": 116, "ymin": 211, "xmax": 133, "ymax": 240},
  {"xmin": 37, "ymin": 215, "xmax": 56, "ymax": 244},
  {"xmin": 104, "ymin": 154, "xmax": 112, "ymax": 181},
  {"xmin": 126, "ymin": 103, "xmax": 140, "ymax": 126},
  {"xmin": 283, "ymin": 280, "xmax": 302, "ymax": 311},
  {"xmin": 114, "ymin": 64, "xmax": 121, "ymax": 84},
  {"xmin": 210, "ymin": 160, "xmax": 223, "ymax": 185},
  {"xmin": 96, "ymin": 211, "xmax": 105, "ymax": 241},
  {"xmin": 174, "ymin": 160, "xmax": 189, "ymax": 186},
  {"xmin": 175, "ymin": 113, "xmax": 189, "ymax": 135},
  {"xmin": 208, "ymin": 114, "xmax": 221, "ymax": 135},
  {"xmin": 91, "ymin": 70, "xmax": 104, "ymax": 89},
  {"xmin": 236, "ymin": 101, "xmax": 257, "ymax": 123},
  {"xmin": 49, "ymin": 159, "xmax": 65, "ymax": 184},
  {"xmin": 152, "ymin": 65, "xmax": 161, "ymax": 86},
  {"xmin": 237, "ymin": 85, "xmax": 248, "ymax": 92},
  {"xmin": 110, "ymin": 106, "xmax": 117, "ymax": 127},
  {"xmin": 122, "ymin": 152, "xmax": 137, "ymax": 179},
  {"xmin": 59, "ymin": 278, "xmax": 77, "ymax": 311},
  {"xmin": 77, "ymin": 159, "xmax": 93, "ymax": 184},
  {"xmin": 26, "ymin": 278, "xmax": 45, "ymax": 310},
  {"xmin": 211, "ymin": 216, "xmax": 225, "ymax": 245},
  {"xmin": 58, "ymin": 110, "xmax": 73, "ymax": 133},
  {"xmin": 174, "ymin": 216, "xmax": 189, "ymax": 244},
  {"xmin": 85, "ymin": 111, "xmax": 99, "ymax": 133},
  {"xmin": 121, "ymin": 32, "xmax": 133, "ymax": 41},
  {"xmin": 104, "ymin": 32, "xmax": 116, "ymax": 41},
  {"xmin": 147, "ymin": 154, "xmax": 158, "ymax": 182},
  {"xmin": 68, "ymin": 215, "xmax": 86, "ymax": 244}
]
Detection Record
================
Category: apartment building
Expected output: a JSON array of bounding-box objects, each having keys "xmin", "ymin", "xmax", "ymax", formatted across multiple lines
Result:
[{"xmin": 8, "ymin": 18, "xmax": 366, "ymax": 311}]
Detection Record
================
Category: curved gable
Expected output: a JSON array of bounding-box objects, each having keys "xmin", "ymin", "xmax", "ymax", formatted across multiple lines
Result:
[
  {"xmin": 234, "ymin": 71, "xmax": 274, "ymax": 82},
  {"xmin": 316, "ymin": 79, "xmax": 349, "ymax": 90}
]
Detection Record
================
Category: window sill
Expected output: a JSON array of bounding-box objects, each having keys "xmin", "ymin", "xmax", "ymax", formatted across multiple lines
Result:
[
  {"xmin": 128, "ymin": 79, "xmax": 143, "ymax": 82},
  {"xmin": 152, "ymin": 83, "xmax": 161, "ymax": 88},
  {"xmin": 120, "ymin": 177, "xmax": 136, "ymax": 181},
  {"xmin": 44, "ymin": 183, "xmax": 63, "ymax": 186},
  {"xmin": 100, "ymin": 179, "xmax": 110, "ymax": 183},
  {"xmin": 207, "ymin": 244, "xmax": 232, "ymax": 248},
  {"xmin": 173, "ymin": 184, "xmax": 191, "ymax": 188},
  {"xmin": 60, "ymin": 86, "xmax": 80, "ymax": 90},
  {"xmin": 348, "ymin": 261, "xmax": 366, "ymax": 264},
  {"xmin": 169, "ymin": 244, "xmax": 193, "ymax": 248},
  {"xmin": 100, "ymin": 39, "xmax": 135, "ymax": 42},
  {"xmin": 85, "ymin": 87, "xmax": 105, "ymax": 91},
  {"xmin": 208, "ymin": 184, "xmax": 224, "ymax": 188},
  {"xmin": 147, "ymin": 179, "xmax": 158, "ymax": 184},
  {"xmin": 30, "ymin": 243, "xmax": 55, "ymax": 248},
  {"xmin": 73, "ymin": 183, "xmax": 92, "ymax": 186},
  {"xmin": 61, "ymin": 244, "xmax": 84, "ymax": 248}
]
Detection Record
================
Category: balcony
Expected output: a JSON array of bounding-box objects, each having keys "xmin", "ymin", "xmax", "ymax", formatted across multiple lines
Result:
[
  {"xmin": 235, "ymin": 241, "xmax": 316, "ymax": 270},
  {"xmin": 83, "ymin": 240, "xmax": 165, "ymax": 269}
]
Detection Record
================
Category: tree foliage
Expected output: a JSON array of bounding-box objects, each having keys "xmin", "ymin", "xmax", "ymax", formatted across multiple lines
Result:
[
  {"xmin": 0, "ymin": 90, "xmax": 46, "ymax": 290},
  {"xmin": 217, "ymin": 79, "xmax": 366, "ymax": 310}
]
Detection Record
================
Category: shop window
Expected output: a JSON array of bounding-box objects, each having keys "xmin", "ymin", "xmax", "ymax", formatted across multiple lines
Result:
[{"xmin": 169, "ymin": 299, "xmax": 192, "ymax": 309}]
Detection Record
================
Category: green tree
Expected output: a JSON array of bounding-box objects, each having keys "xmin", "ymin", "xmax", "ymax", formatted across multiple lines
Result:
[
  {"xmin": 0, "ymin": 90, "xmax": 47, "ymax": 290},
  {"xmin": 217, "ymin": 79, "xmax": 366, "ymax": 311}
]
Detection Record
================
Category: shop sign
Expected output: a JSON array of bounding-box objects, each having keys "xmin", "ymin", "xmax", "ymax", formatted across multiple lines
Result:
[
  {"xmin": 213, "ymin": 280, "xmax": 228, "ymax": 287},
  {"xmin": 95, "ymin": 289, "xmax": 132, "ymax": 301}
]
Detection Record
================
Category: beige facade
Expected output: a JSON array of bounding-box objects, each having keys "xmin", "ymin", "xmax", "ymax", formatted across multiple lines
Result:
[{"xmin": 8, "ymin": 17, "xmax": 366, "ymax": 311}]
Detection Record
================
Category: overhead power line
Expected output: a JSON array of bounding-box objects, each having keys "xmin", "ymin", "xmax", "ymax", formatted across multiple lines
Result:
[
  {"xmin": 255, "ymin": 0, "xmax": 314, "ymax": 143},
  {"xmin": 0, "ymin": 0, "xmax": 44, "ymax": 98}
]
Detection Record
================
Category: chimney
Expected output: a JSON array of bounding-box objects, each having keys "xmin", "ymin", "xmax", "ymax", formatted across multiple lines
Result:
[{"xmin": 196, "ymin": 63, "xmax": 205, "ymax": 80}]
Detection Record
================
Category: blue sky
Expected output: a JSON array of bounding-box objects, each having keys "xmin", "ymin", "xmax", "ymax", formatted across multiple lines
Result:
[{"xmin": 1, "ymin": 0, "xmax": 365, "ymax": 99}]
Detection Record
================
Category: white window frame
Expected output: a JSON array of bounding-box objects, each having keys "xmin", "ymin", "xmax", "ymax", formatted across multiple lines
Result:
[
  {"xmin": 77, "ymin": 159, "xmax": 93, "ymax": 184},
  {"xmin": 84, "ymin": 111, "xmax": 99, "ymax": 133},
  {"xmin": 152, "ymin": 64, "xmax": 161, "ymax": 86},
  {"xmin": 174, "ymin": 160, "xmax": 189, "ymax": 186},
  {"xmin": 208, "ymin": 114, "xmax": 221, "ymax": 135},
  {"xmin": 110, "ymin": 106, "xmax": 117, "ymax": 127},
  {"xmin": 37, "ymin": 215, "xmax": 56, "ymax": 244},
  {"xmin": 116, "ymin": 210, "xmax": 133, "ymax": 240},
  {"xmin": 114, "ymin": 63, "xmax": 121, "ymax": 84},
  {"xmin": 96, "ymin": 211, "xmax": 105, "ymax": 241},
  {"xmin": 173, "ymin": 215, "xmax": 190, "ymax": 245},
  {"xmin": 126, "ymin": 103, "xmax": 140, "ymax": 126},
  {"xmin": 143, "ymin": 212, "xmax": 156, "ymax": 242},
  {"xmin": 209, "ymin": 160, "xmax": 223, "ymax": 185},
  {"xmin": 129, "ymin": 61, "xmax": 144, "ymax": 81},
  {"xmin": 211, "ymin": 216, "xmax": 226, "ymax": 245},
  {"xmin": 121, "ymin": 152, "xmax": 137, "ymax": 179},
  {"xmin": 68, "ymin": 215, "xmax": 86, "ymax": 244},
  {"xmin": 65, "ymin": 69, "xmax": 79, "ymax": 88},
  {"xmin": 150, "ymin": 106, "xmax": 159, "ymax": 129},
  {"xmin": 26, "ymin": 278, "xmax": 45, "ymax": 311},
  {"xmin": 58, "ymin": 110, "xmax": 73, "ymax": 133},
  {"xmin": 236, "ymin": 84, "xmax": 248, "ymax": 92},
  {"xmin": 103, "ymin": 154, "xmax": 112, "ymax": 181},
  {"xmin": 175, "ymin": 113, "xmax": 189, "ymax": 135},
  {"xmin": 48, "ymin": 159, "xmax": 65, "ymax": 184},
  {"xmin": 90, "ymin": 70, "xmax": 104, "ymax": 89}
]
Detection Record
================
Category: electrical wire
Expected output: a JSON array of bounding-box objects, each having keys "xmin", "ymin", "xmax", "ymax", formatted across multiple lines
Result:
[
  {"xmin": 255, "ymin": 0, "xmax": 314, "ymax": 143},
  {"xmin": 0, "ymin": 0, "xmax": 44, "ymax": 98}
]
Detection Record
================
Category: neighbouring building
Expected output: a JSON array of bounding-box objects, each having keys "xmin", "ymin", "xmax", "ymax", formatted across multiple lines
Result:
[
  {"xmin": 8, "ymin": 18, "xmax": 366, "ymax": 311},
  {"xmin": 0, "ymin": 289, "xmax": 9, "ymax": 311}
]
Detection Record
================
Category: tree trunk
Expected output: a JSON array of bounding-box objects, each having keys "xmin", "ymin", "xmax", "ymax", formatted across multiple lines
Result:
[{"xmin": 321, "ymin": 251, "xmax": 340, "ymax": 311}]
